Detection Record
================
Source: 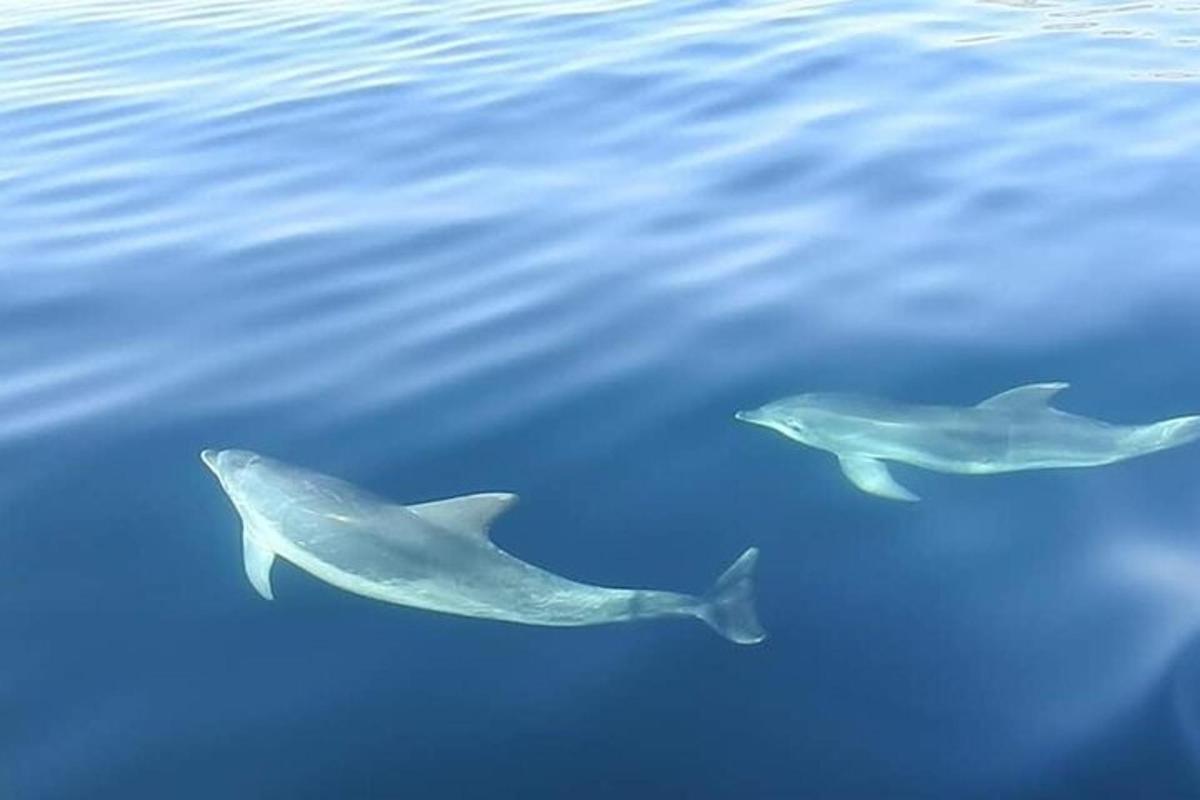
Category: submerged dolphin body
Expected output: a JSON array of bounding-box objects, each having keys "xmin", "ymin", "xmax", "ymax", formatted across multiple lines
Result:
[
  {"xmin": 200, "ymin": 449, "xmax": 764, "ymax": 644},
  {"xmin": 736, "ymin": 382, "xmax": 1200, "ymax": 502}
]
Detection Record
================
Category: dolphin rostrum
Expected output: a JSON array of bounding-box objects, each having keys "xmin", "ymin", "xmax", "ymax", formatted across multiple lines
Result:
[
  {"xmin": 200, "ymin": 449, "xmax": 765, "ymax": 644},
  {"xmin": 736, "ymin": 382, "xmax": 1200, "ymax": 502}
]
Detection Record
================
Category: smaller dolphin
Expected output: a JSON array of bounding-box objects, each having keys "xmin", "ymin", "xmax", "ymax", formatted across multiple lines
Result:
[
  {"xmin": 736, "ymin": 382, "xmax": 1200, "ymax": 502},
  {"xmin": 201, "ymin": 449, "xmax": 765, "ymax": 644}
]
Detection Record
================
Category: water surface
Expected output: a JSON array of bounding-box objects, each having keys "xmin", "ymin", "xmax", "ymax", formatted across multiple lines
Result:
[{"xmin": 5, "ymin": 1, "xmax": 1200, "ymax": 797}]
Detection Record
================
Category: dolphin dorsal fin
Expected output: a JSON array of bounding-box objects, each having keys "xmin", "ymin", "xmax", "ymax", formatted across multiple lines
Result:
[
  {"xmin": 977, "ymin": 382, "xmax": 1069, "ymax": 411},
  {"xmin": 407, "ymin": 493, "xmax": 518, "ymax": 538}
]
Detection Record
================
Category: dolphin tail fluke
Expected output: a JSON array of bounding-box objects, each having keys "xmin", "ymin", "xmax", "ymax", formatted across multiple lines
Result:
[
  {"xmin": 1127, "ymin": 415, "xmax": 1200, "ymax": 456},
  {"xmin": 699, "ymin": 547, "xmax": 766, "ymax": 645}
]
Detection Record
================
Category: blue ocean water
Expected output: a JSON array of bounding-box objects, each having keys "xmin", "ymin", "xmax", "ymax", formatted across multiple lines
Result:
[{"xmin": 5, "ymin": 0, "xmax": 1200, "ymax": 796}]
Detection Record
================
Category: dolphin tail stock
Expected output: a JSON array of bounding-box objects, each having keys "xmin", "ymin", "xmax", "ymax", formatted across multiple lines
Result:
[
  {"xmin": 1125, "ymin": 415, "xmax": 1200, "ymax": 456},
  {"xmin": 697, "ymin": 547, "xmax": 766, "ymax": 645}
]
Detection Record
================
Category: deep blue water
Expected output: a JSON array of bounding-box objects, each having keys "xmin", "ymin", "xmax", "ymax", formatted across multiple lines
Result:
[{"xmin": 6, "ymin": 0, "xmax": 1200, "ymax": 797}]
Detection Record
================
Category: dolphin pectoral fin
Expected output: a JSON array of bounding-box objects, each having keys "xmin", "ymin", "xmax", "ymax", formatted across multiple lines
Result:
[
  {"xmin": 242, "ymin": 531, "xmax": 276, "ymax": 600},
  {"xmin": 407, "ymin": 493, "xmax": 519, "ymax": 539},
  {"xmin": 976, "ymin": 382, "xmax": 1069, "ymax": 411},
  {"xmin": 837, "ymin": 455, "xmax": 920, "ymax": 502}
]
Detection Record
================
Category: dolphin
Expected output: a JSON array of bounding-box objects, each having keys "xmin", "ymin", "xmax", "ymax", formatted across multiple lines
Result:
[
  {"xmin": 200, "ymin": 449, "xmax": 765, "ymax": 644},
  {"xmin": 736, "ymin": 382, "xmax": 1200, "ymax": 502}
]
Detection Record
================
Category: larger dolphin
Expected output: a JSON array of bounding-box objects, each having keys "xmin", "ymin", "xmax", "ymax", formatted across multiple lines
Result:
[
  {"xmin": 736, "ymin": 382, "xmax": 1200, "ymax": 502},
  {"xmin": 200, "ymin": 449, "xmax": 764, "ymax": 644}
]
